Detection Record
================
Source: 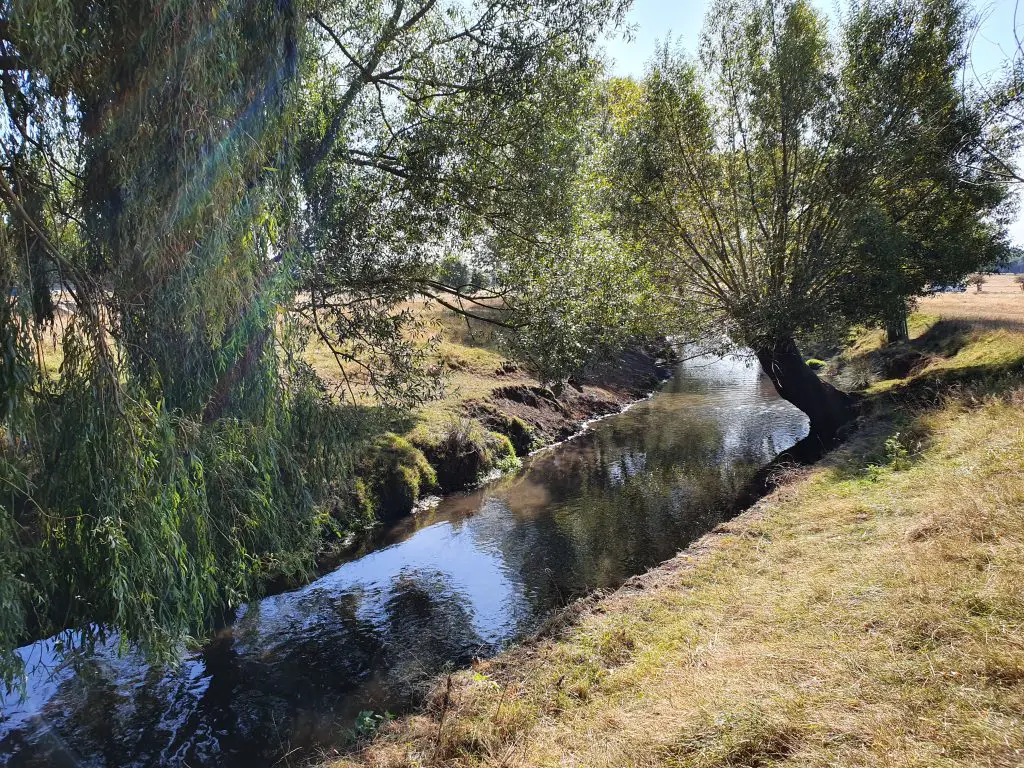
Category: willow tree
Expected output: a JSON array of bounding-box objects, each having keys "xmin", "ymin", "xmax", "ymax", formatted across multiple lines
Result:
[
  {"xmin": 0, "ymin": 0, "xmax": 327, "ymax": 688},
  {"xmin": 0, "ymin": 0, "xmax": 626, "ymax": 684},
  {"xmin": 974, "ymin": 1, "xmax": 1024, "ymax": 186},
  {"xmin": 606, "ymin": 0, "xmax": 1009, "ymax": 439}
]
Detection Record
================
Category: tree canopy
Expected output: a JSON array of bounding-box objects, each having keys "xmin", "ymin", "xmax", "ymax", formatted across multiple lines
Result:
[{"xmin": 602, "ymin": 0, "xmax": 1010, "ymax": 437}]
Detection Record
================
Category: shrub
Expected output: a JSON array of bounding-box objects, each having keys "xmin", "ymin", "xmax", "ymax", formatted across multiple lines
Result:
[{"xmin": 884, "ymin": 433, "xmax": 912, "ymax": 471}]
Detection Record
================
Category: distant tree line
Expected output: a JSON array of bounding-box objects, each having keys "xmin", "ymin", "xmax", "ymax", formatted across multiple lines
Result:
[{"xmin": 998, "ymin": 247, "xmax": 1024, "ymax": 273}]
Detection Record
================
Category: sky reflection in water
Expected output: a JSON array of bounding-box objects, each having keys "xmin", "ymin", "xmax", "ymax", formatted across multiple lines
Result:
[{"xmin": 0, "ymin": 352, "xmax": 808, "ymax": 767}]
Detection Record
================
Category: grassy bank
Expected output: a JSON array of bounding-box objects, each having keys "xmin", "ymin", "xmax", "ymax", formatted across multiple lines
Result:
[
  {"xmin": 328, "ymin": 316, "xmax": 1024, "ymax": 767},
  {"xmin": 313, "ymin": 301, "xmax": 671, "ymax": 526}
]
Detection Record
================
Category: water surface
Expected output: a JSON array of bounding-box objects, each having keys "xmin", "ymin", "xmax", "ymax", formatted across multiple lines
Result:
[{"xmin": 0, "ymin": 353, "xmax": 807, "ymax": 767}]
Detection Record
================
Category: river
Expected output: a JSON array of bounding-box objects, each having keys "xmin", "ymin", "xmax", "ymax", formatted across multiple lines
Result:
[{"xmin": 0, "ymin": 352, "xmax": 807, "ymax": 767}]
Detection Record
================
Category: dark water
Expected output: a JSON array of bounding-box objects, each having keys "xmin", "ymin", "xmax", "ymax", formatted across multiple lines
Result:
[{"xmin": 0, "ymin": 353, "xmax": 807, "ymax": 767}]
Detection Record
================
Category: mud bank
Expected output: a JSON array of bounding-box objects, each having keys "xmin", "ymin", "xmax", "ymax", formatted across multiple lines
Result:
[{"xmin": 465, "ymin": 343, "xmax": 677, "ymax": 453}]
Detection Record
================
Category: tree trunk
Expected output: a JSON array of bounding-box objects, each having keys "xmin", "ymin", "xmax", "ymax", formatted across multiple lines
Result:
[
  {"xmin": 885, "ymin": 306, "xmax": 909, "ymax": 344},
  {"xmin": 755, "ymin": 337, "xmax": 858, "ymax": 443}
]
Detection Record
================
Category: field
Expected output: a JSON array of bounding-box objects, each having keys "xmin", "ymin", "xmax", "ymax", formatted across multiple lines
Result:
[
  {"xmin": 919, "ymin": 273, "xmax": 1024, "ymax": 327},
  {"xmin": 328, "ymin": 291, "xmax": 1024, "ymax": 768}
]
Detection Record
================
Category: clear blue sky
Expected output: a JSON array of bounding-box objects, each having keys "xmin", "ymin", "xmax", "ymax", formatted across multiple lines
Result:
[{"xmin": 602, "ymin": 0, "xmax": 1024, "ymax": 244}]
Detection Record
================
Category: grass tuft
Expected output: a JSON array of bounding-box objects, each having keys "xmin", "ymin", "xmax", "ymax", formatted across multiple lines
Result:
[
  {"xmin": 664, "ymin": 702, "xmax": 802, "ymax": 768},
  {"xmin": 356, "ymin": 433, "xmax": 437, "ymax": 519},
  {"xmin": 410, "ymin": 417, "xmax": 520, "ymax": 493}
]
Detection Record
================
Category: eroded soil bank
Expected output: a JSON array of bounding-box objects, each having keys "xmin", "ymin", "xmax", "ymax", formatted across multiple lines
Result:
[
  {"xmin": 466, "ymin": 344, "xmax": 678, "ymax": 452},
  {"xmin": 340, "ymin": 341, "xmax": 679, "ymax": 532}
]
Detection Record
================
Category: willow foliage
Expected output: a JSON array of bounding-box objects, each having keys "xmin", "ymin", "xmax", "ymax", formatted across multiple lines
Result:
[
  {"xmin": 294, "ymin": 0, "xmax": 648, "ymax": 392},
  {"xmin": 0, "ymin": 0, "xmax": 625, "ymax": 686},
  {"xmin": 0, "ymin": 0, "xmax": 354, "ymax": 687},
  {"xmin": 608, "ymin": 0, "xmax": 1009, "ymax": 351}
]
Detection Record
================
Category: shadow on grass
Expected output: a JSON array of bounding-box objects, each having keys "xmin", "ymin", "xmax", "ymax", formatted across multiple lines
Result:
[
  {"xmin": 739, "ymin": 318, "xmax": 1024, "ymax": 507},
  {"xmin": 839, "ymin": 319, "xmax": 1024, "ymax": 398},
  {"xmin": 732, "ymin": 413, "xmax": 938, "ymax": 507},
  {"xmin": 949, "ymin": 316, "xmax": 1024, "ymax": 333},
  {"xmin": 853, "ymin": 320, "xmax": 973, "ymax": 379},
  {"xmin": 873, "ymin": 321, "xmax": 1024, "ymax": 409}
]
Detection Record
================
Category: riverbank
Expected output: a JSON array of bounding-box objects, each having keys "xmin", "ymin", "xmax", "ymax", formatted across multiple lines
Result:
[
  {"xmin": 312, "ymin": 301, "xmax": 675, "ymax": 450},
  {"xmin": 328, "ymin": 316, "xmax": 1024, "ymax": 767},
  {"xmin": 310, "ymin": 300, "xmax": 674, "ymax": 532}
]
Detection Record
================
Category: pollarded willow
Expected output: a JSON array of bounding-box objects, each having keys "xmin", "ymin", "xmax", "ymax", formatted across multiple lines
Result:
[{"xmin": 604, "ymin": 0, "xmax": 1009, "ymax": 439}]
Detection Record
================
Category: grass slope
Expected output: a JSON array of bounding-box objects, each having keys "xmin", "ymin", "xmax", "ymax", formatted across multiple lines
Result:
[
  {"xmin": 304, "ymin": 300, "xmax": 534, "ymax": 432},
  {"xmin": 330, "ymin": 316, "xmax": 1024, "ymax": 768}
]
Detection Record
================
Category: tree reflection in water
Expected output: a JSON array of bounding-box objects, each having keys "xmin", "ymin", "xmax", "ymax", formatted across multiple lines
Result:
[{"xmin": 0, "ymin": 353, "xmax": 807, "ymax": 767}]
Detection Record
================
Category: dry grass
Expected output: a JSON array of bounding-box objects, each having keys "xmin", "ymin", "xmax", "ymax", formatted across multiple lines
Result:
[
  {"xmin": 302, "ymin": 299, "xmax": 538, "ymax": 434},
  {"xmin": 329, "ymin": 324, "xmax": 1024, "ymax": 768},
  {"xmin": 920, "ymin": 274, "xmax": 1024, "ymax": 328},
  {"xmin": 406, "ymin": 303, "xmax": 538, "ymax": 436}
]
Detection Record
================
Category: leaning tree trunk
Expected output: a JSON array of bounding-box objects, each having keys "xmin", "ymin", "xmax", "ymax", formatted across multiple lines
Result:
[{"xmin": 755, "ymin": 337, "xmax": 858, "ymax": 443}]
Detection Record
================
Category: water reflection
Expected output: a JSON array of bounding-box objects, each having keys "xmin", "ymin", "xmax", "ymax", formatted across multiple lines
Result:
[{"xmin": 0, "ymin": 353, "xmax": 807, "ymax": 767}]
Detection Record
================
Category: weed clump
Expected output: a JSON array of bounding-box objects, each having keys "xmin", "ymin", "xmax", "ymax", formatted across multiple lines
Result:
[
  {"xmin": 413, "ymin": 418, "xmax": 520, "ymax": 493},
  {"xmin": 356, "ymin": 434, "xmax": 437, "ymax": 519}
]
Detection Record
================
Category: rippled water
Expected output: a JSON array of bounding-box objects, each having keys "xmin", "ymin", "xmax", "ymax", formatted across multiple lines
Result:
[{"xmin": 0, "ymin": 353, "xmax": 807, "ymax": 767}]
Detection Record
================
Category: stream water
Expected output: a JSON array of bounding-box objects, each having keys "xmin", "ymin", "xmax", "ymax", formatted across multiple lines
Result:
[{"xmin": 0, "ymin": 352, "xmax": 807, "ymax": 767}]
